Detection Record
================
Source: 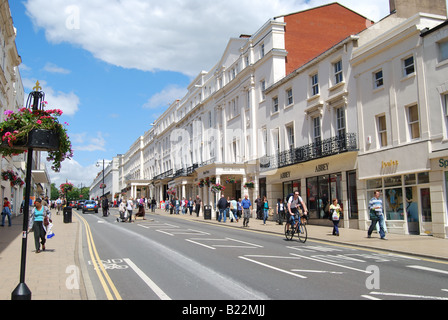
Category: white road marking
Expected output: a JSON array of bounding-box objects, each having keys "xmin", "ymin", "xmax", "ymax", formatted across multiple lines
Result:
[
  {"xmin": 407, "ymin": 265, "xmax": 448, "ymax": 275},
  {"xmin": 239, "ymin": 256, "xmax": 307, "ymax": 279},
  {"xmin": 123, "ymin": 258, "xmax": 171, "ymax": 300},
  {"xmin": 370, "ymin": 291, "xmax": 448, "ymax": 300},
  {"xmin": 290, "ymin": 253, "xmax": 371, "ymax": 274},
  {"xmin": 185, "ymin": 239, "xmax": 216, "ymax": 250},
  {"xmin": 361, "ymin": 295, "xmax": 382, "ymax": 300}
]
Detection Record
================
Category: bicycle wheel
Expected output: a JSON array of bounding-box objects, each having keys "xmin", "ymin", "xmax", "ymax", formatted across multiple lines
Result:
[
  {"xmin": 297, "ymin": 223, "xmax": 307, "ymax": 243},
  {"xmin": 284, "ymin": 223, "xmax": 294, "ymax": 240}
]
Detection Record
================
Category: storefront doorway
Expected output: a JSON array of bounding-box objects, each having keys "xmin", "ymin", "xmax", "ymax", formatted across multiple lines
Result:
[{"xmin": 306, "ymin": 173, "xmax": 342, "ymax": 220}]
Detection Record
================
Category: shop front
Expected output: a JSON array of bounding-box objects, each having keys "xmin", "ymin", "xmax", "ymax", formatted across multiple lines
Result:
[
  {"xmin": 429, "ymin": 152, "xmax": 448, "ymax": 238},
  {"xmin": 358, "ymin": 141, "xmax": 439, "ymax": 236},
  {"xmin": 263, "ymin": 152, "xmax": 358, "ymax": 228}
]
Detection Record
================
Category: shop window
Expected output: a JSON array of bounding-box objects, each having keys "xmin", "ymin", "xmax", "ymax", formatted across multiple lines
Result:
[
  {"xmin": 347, "ymin": 171, "xmax": 358, "ymax": 219},
  {"xmin": 418, "ymin": 172, "xmax": 429, "ymax": 184},
  {"xmin": 306, "ymin": 173, "xmax": 341, "ymax": 220}
]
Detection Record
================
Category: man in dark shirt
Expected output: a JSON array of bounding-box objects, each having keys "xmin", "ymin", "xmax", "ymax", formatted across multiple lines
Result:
[{"xmin": 217, "ymin": 194, "xmax": 228, "ymax": 223}]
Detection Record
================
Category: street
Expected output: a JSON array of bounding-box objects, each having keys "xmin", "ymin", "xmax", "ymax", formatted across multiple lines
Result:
[{"xmin": 75, "ymin": 209, "xmax": 448, "ymax": 301}]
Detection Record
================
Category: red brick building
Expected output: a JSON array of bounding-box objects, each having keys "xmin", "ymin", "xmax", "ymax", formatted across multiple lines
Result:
[{"xmin": 280, "ymin": 3, "xmax": 371, "ymax": 75}]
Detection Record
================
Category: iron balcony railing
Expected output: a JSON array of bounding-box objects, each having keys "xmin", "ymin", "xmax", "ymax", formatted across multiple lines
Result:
[{"xmin": 260, "ymin": 133, "xmax": 357, "ymax": 171}]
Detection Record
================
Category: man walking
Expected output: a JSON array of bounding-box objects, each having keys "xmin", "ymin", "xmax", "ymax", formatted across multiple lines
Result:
[
  {"xmin": 241, "ymin": 194, "xmax": 252, "ymax": 227},
  {"xmin": 217, "ymin": 194, "xmax": 228, "ymax": 222},
  {"xmin": 368, "ymin": 191, "xmax": 387, "ymax": 240}
]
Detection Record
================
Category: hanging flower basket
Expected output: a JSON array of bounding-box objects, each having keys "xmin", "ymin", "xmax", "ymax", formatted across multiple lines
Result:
[
  {"xmin": 100, "ymin": 183, "xmax": 106, "ymax": 189},
  {"xmin": 60, "ymin": 182, "xmax": 74, "ymax": 194},
  {"xmin": 243, "ymin": 180, "xmax": 255, "ymax": 189},
  {"xmin": 210, "ymin": 183, "xmax": 225, "ymax": 193},
  {"xmin": 0, "ymin": 107, "xmax": 73, "ymax": 172},
  {"xmin": 225, "ymin": 177, "xmax": 237, "ymax": 184},
  {"xmin": 1, "ymin": 169, "xmax": 24, "ymax": 187},
  {"xmin": 167, "ymin": 187, "xmax": 176, "ymax": 195}
]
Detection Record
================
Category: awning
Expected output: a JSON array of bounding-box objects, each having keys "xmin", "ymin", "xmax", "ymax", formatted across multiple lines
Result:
[{"xmin": 32, "ymin": 170, "xmax": 50, "ymax": 184}]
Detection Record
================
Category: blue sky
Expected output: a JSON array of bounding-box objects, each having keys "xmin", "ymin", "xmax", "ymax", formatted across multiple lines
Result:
[{"xmin": 8, "ymin": 0, "xmax": 395, "ymax": 187}]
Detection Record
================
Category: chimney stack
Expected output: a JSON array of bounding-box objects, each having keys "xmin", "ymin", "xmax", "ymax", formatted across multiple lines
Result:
[{"xmin": 390, "ymin": 0, "xmax": 447, "ymax": 18}]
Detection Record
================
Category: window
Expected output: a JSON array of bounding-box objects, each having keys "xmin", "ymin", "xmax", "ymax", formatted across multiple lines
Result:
[
  {"xmin": 377, "ymin": 115, "xmax": 387, "ymax": 147},
  {"xmin": 313, "ymin": 116, "xmax": 321, "ymax": 144},
  {"xmin": 333, "ymin": 60, "xmax": 343, "ymax": 84},
  {"xmin": 407, "ymin": 105, "xmax": 420, "ymax": 140},
  {"xmin": 311, "ymin": 73, "xmax": 319, "ymax": 96},
  {"xmin": 403, "ymin": 56, "xmax": 415, "ymax": 76},
  {"xmin": 439, "ymin": 40, "xmax": 448, "ymax": 62},
  {"xmin": 374, "ymin": 70, "xmax": 384, "ymax": 88},
  {"xmin": 272, "ymin": 96, "xmax": 279, "ymax": 113},
  {"xmin": 261, "ymin": 44, "xmax": 265, "ymax": 58},
  {"xmin": 286, "ymin": 88, "xmax": 293, "ymax": 106},
  {"xmin": 286, "ymin": 124, "xmax": 294, "ymax": 149},
  {"xmin": 336, "ymin": 107, "xmax": 346, "ymax": 138}
]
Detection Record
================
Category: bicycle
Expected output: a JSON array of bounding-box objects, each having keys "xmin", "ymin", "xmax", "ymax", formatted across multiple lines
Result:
[{"xmin": 284, "ymin": 213, "xmax": 308, "ymax": 243}]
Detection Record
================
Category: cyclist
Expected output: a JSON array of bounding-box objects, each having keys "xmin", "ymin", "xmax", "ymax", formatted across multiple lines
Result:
[{"xmin": 286, "ymin": 191, "xmax": 308, "ymax": 234}]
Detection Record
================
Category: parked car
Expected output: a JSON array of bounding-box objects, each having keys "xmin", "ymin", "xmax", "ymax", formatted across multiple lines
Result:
[
  {"xmin": 77, "ymin": 200, "xmax": 85, "ymax": 210},
  {"xmin": 83, "ymin": 200, "xmax": 98, "ymax": 214}
]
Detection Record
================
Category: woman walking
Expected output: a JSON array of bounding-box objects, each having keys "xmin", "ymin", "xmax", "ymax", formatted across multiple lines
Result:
[
  {"xmin": 329, "ymin": 198, "xmax": 342, "ymax": 236},
  {"xmin": 28, "ymin": 198, "xmax": 51, "ymax": 253},
  {"xmin": 262, "ymin": 196, "xmax": 269, "ymax": 225},
  {"xmin": 1, "ymin": 197, "xmax": 12, "ymax": 227}
]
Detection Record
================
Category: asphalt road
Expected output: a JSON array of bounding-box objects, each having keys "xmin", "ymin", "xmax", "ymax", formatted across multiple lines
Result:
[{"xmin": 76, "ymin": 209, "xmax": 448, "ymax": 301}]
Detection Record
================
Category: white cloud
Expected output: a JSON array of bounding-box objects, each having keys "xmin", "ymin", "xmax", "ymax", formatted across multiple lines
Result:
[
  {"xmin": 143, "ymin": 85, "xmax": 187, "ymax": 109},
  {"xmin": 23, "ymin": 0, "xmax": 391, "ymax": 77},
  {"xmin": 46, "ymin": 157, "xmax": 98, "ymax": 187},
  {"xmin": 22, "ymin": 78, "xmax": 80, "ymax": 116},
  {"xmin": 43, "ymin": 62, "xmax": 71, "ymax": 74},
  {"xmin": 72, "ymin": 132, "xmax": 106, "ymax": 152}
]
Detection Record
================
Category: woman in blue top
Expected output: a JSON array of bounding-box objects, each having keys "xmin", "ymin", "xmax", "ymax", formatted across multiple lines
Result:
[
  {"xmin": 263, "ymin": 196, "xmax": 269, "ymax": 225},
  {"xmin": 28, "ymin": 198, "xmax": 51, "ymax": 253}
]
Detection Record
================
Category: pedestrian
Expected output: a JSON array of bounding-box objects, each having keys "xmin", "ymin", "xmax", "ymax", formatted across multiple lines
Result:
[
  {"xmin": 329, "ymin": 198, "xmax": 342, "ymax": 236},
  {"xmin": 188, "ymin": 197, "xmax": 193, "ymax": 215},
  {"xmin": 262, "ymin": 196, "xmax": 269, "ymax": 225},
  {"xmin": 126, "ymin": 197, "xmax": 134, "ymax": 222},
  {"xmin": 136, "ymin": 197, "xmax": 146, "ymax": 220},
  {"xmin": 1, "ymin": 197, "xmax": 12, "ymax": 227},
  {"xmin": 28, "ymin": 198, "xmax": 51, "ymax": 253},
  {"xmin": 102, "ymin": 196, "xmax": 109, "ymax": 217},
  {"xmin": 241, "ymin": 194, "xmax": 252, "ymax": 227},
  {"xmin": 255, "ymin": 196, "xmax": 262, "ymax": 220},
  {"xmin": 277, "ymin": 198, "xmax": 285, "ymax": 225},
  {"xmin": 174, "ymin": 197, "xmax": 180, "ymax": 214},
  {"xmin": 237, "ymin": 198, "xmax": 243, "ymax": 221},
  {"xmin": 230, "ymin": 197, "xmax": 237, "ymax": 222},
  {"xmin": 118, "ymin": 201, "xmax": 127, "ymax": 222},
  {"xmin": 151, "ymin": 197, "xmax": 157, "ymax": 212},
  {"xmin": 217, "ymin": 194, "xmax": 228, "ymax": 222},
  {"xmin": 195, "ymin": 195, "xmax": 202, "ymax": 217},
  {"xmin": 181, "ymin": 197, "xmax": 187, "ymax": 214},
  {"xmin": 368, "ymin": 190, "xmax": 387, "ymax": 240}
]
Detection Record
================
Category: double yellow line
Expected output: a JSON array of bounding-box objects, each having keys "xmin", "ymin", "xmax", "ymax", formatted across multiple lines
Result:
[{"xmin": 75, "ymin": 212, "xmax": 122, "ymax": 300}]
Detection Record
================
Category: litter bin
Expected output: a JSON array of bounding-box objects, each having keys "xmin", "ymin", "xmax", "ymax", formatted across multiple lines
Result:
[
  {"xmin": 204, "ymin": 205, "xmax": 212, "ymax": 220},
  {"xmin": 63, "ymin": 207, "xmax": 72, "ymax": 223}
]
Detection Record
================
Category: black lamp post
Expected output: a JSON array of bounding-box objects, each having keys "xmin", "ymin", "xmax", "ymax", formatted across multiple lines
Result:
[{"xmin": 11, "ymin": 81, "xmax": 45, "ymax": 300}]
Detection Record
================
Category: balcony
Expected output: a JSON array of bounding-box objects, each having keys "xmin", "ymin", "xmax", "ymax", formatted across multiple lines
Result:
[{"xmin": 260, "ymin": 133, "xmax": 357, "ymax": 171}]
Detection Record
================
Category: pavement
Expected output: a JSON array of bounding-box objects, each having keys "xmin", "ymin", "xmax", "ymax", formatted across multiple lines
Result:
[{"xmin": 0, "ymin": 207, "xmax": 447, "ymax": 300}]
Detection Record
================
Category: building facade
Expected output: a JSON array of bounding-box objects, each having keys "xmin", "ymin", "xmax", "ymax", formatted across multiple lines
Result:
[{"xmin": 95, "ymin": 1, "xmax": 448, "ymax": 238}]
